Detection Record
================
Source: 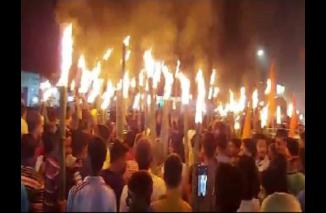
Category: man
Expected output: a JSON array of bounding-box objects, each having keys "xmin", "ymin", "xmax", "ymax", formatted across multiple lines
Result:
[
  {"xmin": 198, "ymin": 132, "xmax": 218, "ymax": 212},
  {"xmin": 21, "ymin": 103, "xmax": 28, "ymax": 136},
  {"xmin": 100, "ymin": 140, "xmax": 129, "ymax": 208},
  {"xmin": 120, "ymin": 138, "xmax": 166, "ymax": 212},
  {"xmin": 67, "ymin": 137, "xmax": 117, "ymax": 212},
  {"xmin": 21, "ymin": 134, "xmax": 44, "ymax": 212},
  {"xmin": 275, "ymin": 129, "xmax": 290, "ymax": 158},
  {"xmin": 260, "ymin": 192, "xmax": 301, "ymax": 212},
  {"xmin": 151, "ymin": 154, "xmax": 192, "ymax": 212},
  {"xmin": 227, "ymin": 138, "xmax": 241, "ymax": 166},
  {"xmin": 254, "ymin": 134, "xmax": 270, "ymax": 173},
  {"xmin": 26, "ymin": 110, "xmax": 45, "ymax": 159},
  {"xmin": 216, "ymin": 133, "xmax": 231, "ymax": 164}
]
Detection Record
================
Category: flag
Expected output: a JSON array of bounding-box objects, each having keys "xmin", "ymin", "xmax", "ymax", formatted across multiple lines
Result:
[
  {"xmin": 242, "ymin": 106, "xmax": 252, "ymax": 139},
  {"xmin": 288, "ymin": 95, "xmax": 298, "ymax": 138},
  {"xmin": 267, "ymin": 63, "xmax": 276, "ymax": 126}
]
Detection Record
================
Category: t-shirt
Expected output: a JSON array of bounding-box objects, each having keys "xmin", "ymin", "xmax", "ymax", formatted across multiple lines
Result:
[
  {"xmin": 21, "ymin": 165, "xmax": 44, "ymax": 212},
  {"xmin": 287, "ymin": 172, "xmax": 305, "ymax": 196},
  {"xmin": 150, "ymin": 189, "xmax": 192, "ymax": 212},
  {"xmin": 100, "ymin": 169, "xmax": 125, "ymax": 208}
]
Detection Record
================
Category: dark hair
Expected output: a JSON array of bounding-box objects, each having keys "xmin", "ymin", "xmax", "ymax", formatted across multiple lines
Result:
[
  {"xmin": 124, "ymin": 130, "xmax": 137, "ymax": 149},
  {"xmin": 164, "ymin": 154, "xmax": 183, "ymax": 188},
  {"xmin": 203, "ymin": 132, "xmax": 217, "ymax": 159},
  {"xmin": 238, "ymin": 155, "xmax": 260, "ymax": 200},
  {"xmin": 43, "ymin": 131, "xmax": 59, "ymax": 155},
  {"xmin": 135, "ymin": 138, "xmax": 152, "ymax": 170},
  {"xmin": 21, "ymin": 134, "xmax": 38, "ymax": 163},
  {"xmin": 216, "ymin": 132, "xmax": 228, "ymax": 150},
  {"xmin": 169, "ymin": 131, "xmax": 185, "ymax": 162},
  {"xmin": 215, "ymin": 163, "xmax": 242, "ymax": 212},
  {"xmin": 21, "ymin": 103, "xmax": 26, "ymax": 117},
  {"xmin": 230, "ymin": 138, "xmax": 241, "ymax": 149},
  {"xmin": 72, "ymin": 130, "xmax": 91, "ymax": 157},
  {"xmin": 26, "ymin": 110, "xmax": 42, "ymax": 133},
  {"xmin": 287, "ymin": 138, "xmax": 299, "ymax": 157},
  {"xmin": 243, "ymin": 138, "xmax": 257, "ymax": 157},
  {"xmin": 97, "ymin": 125, "xmax": 110, "ymax": 141},
  {"xmin": 127, "ymin": 171, "xmax": 153, "ymax": 212},
  {"xmin": 87, "ymin": 137, "xmax": 107, "ymax": 174},
  {"xmin": 262, "ymin": 153, "xmax": 288, "ymax": 195},
  {"xmin": 110, "ymin": 140, "xmax": 129, "ymax": 163}
]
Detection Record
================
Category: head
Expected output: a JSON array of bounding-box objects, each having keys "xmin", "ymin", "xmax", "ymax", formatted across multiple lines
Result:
[
  {"xmin": 203, "ymin": 132, "xmax": 217, "ymax": 160},
  {"xmin": 227, "ymin": 138, "xmax": 241, "ymax": 157},
  {"xmin": 262, "ymin": 154, "xmax": 288, "ymax": 195},
  {"xmin": 21, "ymin": 134, "xmax": 38, "ymax": 166},
  {"xmin": 169, "ymin": 132, "xmax": 185, "ymax": 162},
  {"xmin": 87, "ymin": 137, "xmax": 107, "ymax": 175},
  {"xmin": 43, "ymin": 131, "xmax": 59, "ymax": 156},
  {"xmin": 110, "ymin": 140, "xmax": 129, "ymax": 173},
  {"xmin": 127, "ymin": 171, "xmax": 153, "ymax": 212},
  {"xmin": 254, "ymin": 134, "xmax": 268, "ymax": 160},
  {"xmin": 72, "ymin": 130, "xmax": 91, "ymax": 160},
  {"xmin": 215, "ymin": 163, "xmax": 242, "ymax": 212},
  {"xmin": 287, "ymin": 138, "xmax": 300, "ymax": 171},
  {"xmin": 164, "ymin": 154, "xmax": 183, "ymax": 190},
  {"xmin": 135, "ymin": 138, "xmax": 153, "ymax": 170},
  {"xmin": 275, "ymin": 129, "xmax": 288, "ymax": 155},
  {"xmin": 26, "ymin": 110, "xmax": 44, "ymax": 140},
  {"xmin": 216, "ymin": 132, "xmax": 228, "ymax": 154},
  {"xmin": 21, "ymin": 103, "xmax": 27, "ymax": 119},
  {"xmin": 124, "ymin": 130, "xmax": 137, "ymax": 149},
  {"xmin": 242, "ymin": 138, "xmax": 256, "ymax": 158},
  {"xmin": 261, "ymin": 192, "xmax": 301, "ymax": 212},
  {"xmin": 238, "ymin": 155, "xmax": 260, "ymax": 200}
]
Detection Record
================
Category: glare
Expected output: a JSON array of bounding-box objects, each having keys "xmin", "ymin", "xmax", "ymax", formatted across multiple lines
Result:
[{"xmin": 257, "ymin": 49, "xmax": 264, "ymax": 57}]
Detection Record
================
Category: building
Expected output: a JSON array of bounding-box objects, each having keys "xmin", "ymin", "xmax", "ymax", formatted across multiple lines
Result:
[{"xmin": 21, "ymin": 71, "xmax": 41, "ymax": 106}]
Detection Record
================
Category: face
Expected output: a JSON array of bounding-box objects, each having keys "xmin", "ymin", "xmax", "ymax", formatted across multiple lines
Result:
[
  {"xmin": 116, "ymin": 153, "xmax": 128, "ymax": 173},
  {"xmin": 275, "ymin": 136, "xmax": 287, "ymax": 154},
  {"xmin": 227, "ymin": 142, "xmax": 240, "ymax": 157},
  {"xmin": 256, "ymin": 139, "xmax": 268, "ymax": 159}
]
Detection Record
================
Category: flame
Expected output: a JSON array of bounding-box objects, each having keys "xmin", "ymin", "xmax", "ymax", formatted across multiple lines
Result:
[
  {"xmin": 260, "ymin": 105, "xmax": 269, "ymax": 128},
  {"xmin": 146, "ymin": 94, "xmax": 151, "ymax": 106},
  {"xmin": 213, "ymin": 87, "xmax": 220, "ymax": 98},
  {"xmin": 195, "ymin": 69, "xmax": 206, "ymax": 124},
  {"xmin": 234, "ymin": 120, "xmax": 240, "ymax": 130},
  {"xmin": 162, "ymin": 64, "xmax": 174, "ymax": 100},
  {"xmin": 265, "ymin": 78, "xmax": 271, "ymax": 95},
  {"xmin": 87, "ymin": 78, "xmax": 104, "ymax": 103},
  {"xmin": 57, "ymin": 23, "xmax": 73, "ymax": 87},
  {"xmin": 40, "ymin": 80, "xmax": 51, "ymax": 91},
  {"xmin": 78, "ymin": 55, "xmax": 93, "ymax": 94},
  {"xmin": 210, "ymin": 69, "xmax": 216, "ymax": 85},
  {"xmin": 70, "ymin": 80, "xmax": 75, "ymax": 92},
  {"xmin": 139, "ymin": 70, "xmax": 145, "ymax": 87},
  {"xmin": 42, "ymin": 87, "xmax": 58, "ymax": 102},
  {"xmin": 125, "ymin": 50, "xmax": 131, "ymax": 61},
  {"xmin": 276, "ymin": 105, "xmax": 281, "ymax": 124},
  {"xmin": 122, "ymin": 71, "xmax": 130, "ymax": 99},
  {"xmin": 176, "ymin": 71, "xmax": 190, "ymax": 105},
  {"xmin": 117, "ymin": 79, "xmax": 122, "ymax": 91},
  {"xmin": 143, "ymin": 49, "xmax": 155, "ymax": 77},
  {"xmin": 123, "ymin": 35, "xmax": 130, "ymax": 47},
  {"xmin": 276, "ymin": 84, "xmax": 285, "ymax": 96},
  {"xmin": 132, "ymin": 93, "xmax": 141, "ymax": 110},
  {"xmin": 103, "ymin": 48, "xmax": 113, "ymax": 61},
  {"xmin": 238, "ymin": 87, "xmax": 246, "ymax": 112},
  {"xmin": 229, "ymin": 90, "xmax": 236, "ymax": 112},
  {"xmin": 130, "ymin": 78, "xmax": 136, "ymax": 89},
  {"xmin": 152, "ymin": 62, "xmax": 162, "ymax": 89},
  {"xmin": 215, "ymin": 103, "xmax": 227, "ymax": 117},
  {"xmin": 287, "ymin": 103, "xmax": 293, "ymax": 117},
  {"xmin": 101, "ymin": 81, "xmax": 115, "ymax": 110},
  {"xmin": 252, "ymin": 89, "xmax": 258, "ymax": 109}
]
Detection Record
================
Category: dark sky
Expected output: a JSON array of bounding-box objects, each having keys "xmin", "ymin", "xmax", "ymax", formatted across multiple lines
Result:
[{"xmin": 21, "ymin": 0, "xmax": 305, "ymax": 112}]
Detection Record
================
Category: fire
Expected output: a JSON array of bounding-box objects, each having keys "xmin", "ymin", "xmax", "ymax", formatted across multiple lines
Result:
[
  {"xmin": 153, "ymin": 62, "xmax": 162, "ymax": 89},
  {"xmin": 122, "ymin": 71, "xmax": 130, "ymax": 99},
  {"xmin": 162, "ymin": 64, "xmax": 173, "ymax": 100},
  {"xmin": 130, "ymin": 78, "xmax": 136, "ymax": 89},
  {"xmin": 234, "ymin": 119, "xmax": 240, "ymax": 130},
  {"xmin": 146, "ymin": 94, "xmax": 151, "ymax": 106},
  {"xmin": 265, "ymin": 78, "xmax": 271, "ymax": 95},
  {"xmin": 70, "ymin": 80, "xmax": 75, "ymax": 92},
  {"xmin": 176, "ymin": 71, "xmax": 190, "ymax": 105},
  {"xmin": 101, "ymin": 81, "xmax": 115, "ymax": 110},
  {"xmin": 260, "ymin": 105, "xmax": 269, "ymax": 128},
  {"xmin": 123, "ymin": 35, "xmax": 131, "ymax": 47},
  {"xmin": 78, "ymin": 55, "xmax": 92, "ymax": 94},
  {"xmin": 125, "ymin": 50, "xmax": 131, "ymax": 61},
  {"xmin": 87, "ymin": 78, "xmax": 104, "ymax": 103},
  {"xmin": 195, "ymin": 69, "xmax": 206, "ymax": 124},
  {"xmin": 252, "ymin": 89, "xmax": 258, "ymax": 109},
  {"xmin": 143, "ymin": 49, "xmax": 155, "ymax": 78},
  {"xmin": 276, "ymin": 105, "xmax": 281, "ymax": 124},
  {"xmin": 139, "ymin": 70, "xmax": 145, "ymax": 87},
  {"xmin": 208, "ymin": 69, "xmax": 216, "ymax": 100},
  {"xmin": 132, "ymin": 93, "xmax": 141, "ymax": 110},
  {"xmin": 213, "ymin": 87, "xmax": 220, "ymax": 98},
  {"xmin": 238, "ymin": 87, "xmax": 246, "ymax": 112},
  {"xmin": 287, "ymin": 103, "xmax": 293, "ymax": 117},
  {"xmin": 276, "ymin": 84, "xmax": 285, "ymax": 96},
  {"xmin": 40, "ymin": 80, "xmax": 51, "ymax": 91},
  {"xmin": 103, "ymin": 48, "xmax": 113, "ymax": 61},
  {"xmin": 57, "ymin": 23, "xmax": 73, "ymax": 87}
]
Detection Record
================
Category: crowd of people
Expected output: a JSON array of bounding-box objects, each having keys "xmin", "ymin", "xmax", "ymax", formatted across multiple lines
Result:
[{"xmin": 21, "ymin": 102, "xmax": 305, "ymax": 212}]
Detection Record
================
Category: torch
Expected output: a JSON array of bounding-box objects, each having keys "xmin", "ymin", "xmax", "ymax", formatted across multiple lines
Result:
[{"xmin": 56, "ymin": 23, "xmax": 73, "ymax": 201}]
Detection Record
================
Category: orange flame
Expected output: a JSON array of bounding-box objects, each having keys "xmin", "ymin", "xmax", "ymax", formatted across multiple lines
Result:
[{"xmin": 195, "ymin": 69, "xmax": 206, "ymax": 124}]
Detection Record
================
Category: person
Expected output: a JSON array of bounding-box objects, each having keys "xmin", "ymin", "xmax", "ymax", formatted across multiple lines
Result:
[
  {"xmin": 120, "ymin": 138, "xmax": 166, "ymax": 212},
  {"xmin": 227, "ymin": 138, "xmax": 241, "ymax": 166},
  {"xmin": 100, "ymin": 140, "xmax": 129, "ymax": 208},
  {"xmin": 215, "ymin": 163, "xmax": 242, "ymax": 212},
  {"xmin": 262, "ymin": 152, "xmax": 288, "ymax": 196},
  {"xmin": 124, "ymin": 130, "xmax": 137, "ymax": 161},
  {"xmin": 21, "ymin": 103, "xmax": 28, "ymax": 136},
  {"xmin": 241, "ymin": 138, "xmax": 256, "ymax": 158},
  {"xmin": 168, "ymin": 131, "xmax": 185, "ymax": 162},
  {"xmin": 151, "ymin": 154, "xmax": 192, "ymax": 212},
  {"xmin": 197, "ymin": 132, "xmax": 218, "ymax": 212},
  {"xmin": 275, "ymin": 129, "xmax": 290, "ymax": 158},
  {"xmin": 297, "ymin": 190, "xmax": 305, "ymax": 211},
  {"xmin": 299, "ymin": 131, "xmax": 305, "ymax": 174},
  {"xmin": 286, "ymin": 138, "xmax": 305, "ymax": 196},
  {"xmin": 216, "ymin": 133, "xmax": 231, "ymax": 164},
  {"xmin": 67, "ymin": 137, "xmax": 117, "ymax": 212},
  {"xmin": 254, "ymin": 134, "xmax": 270, "ymax": 173},
  {"xmin": 27, "ymin": 110, "xmax": 45, "ymax": 159},
  {"xmin": 21, "ymin": 134, "xmax": 44, "ymax": 212},
  {"xmin": 260, "ymin": 192, "xmax": 302, "ymax": 212},
  {"xmin": 237, "ymin": 155, "xmax": 260, "ymax": 212},
  {"xmin": 126, "ymin": 171, "xmax": 153, "ymax": 212},
  {"xmin": 21, "ymin": 183, "xmax": 29, "ymax": 212}
]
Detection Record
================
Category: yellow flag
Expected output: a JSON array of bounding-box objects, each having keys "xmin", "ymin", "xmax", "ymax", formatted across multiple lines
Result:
[
  {"xmin": 268, "ymin": 63, "xmax": 276, "ymax": 126},
  {"xmin": 242, "ymin": 106, "xmax": 252, "ymax": 139},
  {"xmin": 288, "ymin": 95, "xmax": 298, "ymax": 138}
]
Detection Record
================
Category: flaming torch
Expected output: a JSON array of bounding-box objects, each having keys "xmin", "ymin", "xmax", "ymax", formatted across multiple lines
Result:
[
  {"xmin": 56, "ymin": 23, "xmax": 73, "ymax": 201},
  {"xmin": 276, "ymin": 105, "xmax": 281, "ymax": 125}
]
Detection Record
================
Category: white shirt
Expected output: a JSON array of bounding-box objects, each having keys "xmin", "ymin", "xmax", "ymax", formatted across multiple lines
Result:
[
  {"xmin": 21, "ymin": 118, "xmax": 28, "ymax": 136},
  {"xmin": 67, "ymin": 176, "xmax": 117, "ymax": 212},
  {"xmin": 237, "ymin": 198, "xmax": 260, "ymax": 212},
  {"xmin": 119, "ymin": 170, "xmax": 166, "ymax": 212}
]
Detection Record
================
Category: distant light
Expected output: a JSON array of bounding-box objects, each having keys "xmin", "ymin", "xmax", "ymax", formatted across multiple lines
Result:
[
  {"xmin": 32, "ymin": 96, "xmax": 39, "ymax": 104},
  {"xmin": 68, "ymin": 96, "xmax": 74, "ymax": 102},
  {"xmin": 257, "ymin": 49, "xmax": 264, "ymax": 57}
]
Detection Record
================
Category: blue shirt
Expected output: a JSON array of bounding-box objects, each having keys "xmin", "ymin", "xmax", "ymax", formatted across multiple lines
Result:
[{"xmin": 67, "ymin": 176, "xmax": 117, "ymax": 212}]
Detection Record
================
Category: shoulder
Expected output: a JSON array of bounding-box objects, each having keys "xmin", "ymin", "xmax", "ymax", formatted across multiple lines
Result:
[
  {"xmin": 70, "ymin": 181, "xmax": 89, "ymax": 196},
  {"xmin": 150, "ymin": 199, "xmax": 164, "ymax": 210},
  {"xmin": 181, "ymin": 200, "xmax": 192, "ymax": 211}
]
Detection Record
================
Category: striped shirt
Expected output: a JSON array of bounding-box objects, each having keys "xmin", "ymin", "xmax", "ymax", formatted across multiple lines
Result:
[
  {"xmin": 21, "ymin": 166, "xmax": 44, "ymax": 212},
  {"xmin": 44, "ymin": 156, "xmax": 60, "ymax": 211}
]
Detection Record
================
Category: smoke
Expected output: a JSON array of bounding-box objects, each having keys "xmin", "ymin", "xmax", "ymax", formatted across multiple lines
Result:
[{"xmin": 55, "ymin": 0, "xmax": 220, "ymax": 82}]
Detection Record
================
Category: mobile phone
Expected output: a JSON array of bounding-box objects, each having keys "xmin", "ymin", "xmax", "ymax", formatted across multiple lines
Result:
[{"xmin": 197, "ymin": 165, "xmax": 208, "ymax": 197}]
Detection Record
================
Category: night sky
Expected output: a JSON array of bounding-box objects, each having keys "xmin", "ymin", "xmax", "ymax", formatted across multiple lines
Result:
[{"xmin": 21, "ymin": 0, "xmax": 305, "ymax": 112}]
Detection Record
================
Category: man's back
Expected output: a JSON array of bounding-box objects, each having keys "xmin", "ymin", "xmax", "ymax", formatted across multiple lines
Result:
[
  {"xmin": 67, "ymin": 176, "xmax": 117, "ymax": 212},
  {"xmin": 100, "ymin": 169, "xmax": 125, "ymax": 208},
  {"xmin": 151, "ymin": 189, "xmax": 192, "ymax": 212}
]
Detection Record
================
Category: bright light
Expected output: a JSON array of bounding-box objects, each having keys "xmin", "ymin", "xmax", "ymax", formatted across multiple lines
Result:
[
  {"xmin": 257, "ymin": 49, "xmax": 264, "ymax": 57},
  {"xmin": 32, "ymin": 96, "xmax": 39, "ymax": 104}
]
